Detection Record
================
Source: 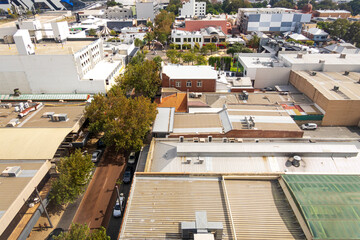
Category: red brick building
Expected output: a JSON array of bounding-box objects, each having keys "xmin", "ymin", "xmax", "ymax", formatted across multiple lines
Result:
[
  {"xmin": 161, "ymin": 65, "xmax": 217, "ymax": 92},
  {"xmin": 178, "ymin": 19, "xmax": 232, "ymax": 34}
]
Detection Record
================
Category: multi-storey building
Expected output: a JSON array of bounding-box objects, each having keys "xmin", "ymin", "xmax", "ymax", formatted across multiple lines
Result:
[
  {"xmin": 136, "ymin": 0, "xmax": 159, "ymax": 21},
  {"xmin": 179, "ymin": 0, "xmax": 206, "ymax": 18},
  {"xmin": 237, "ymin": 8, "xmax": 311, "ymax": 33}
]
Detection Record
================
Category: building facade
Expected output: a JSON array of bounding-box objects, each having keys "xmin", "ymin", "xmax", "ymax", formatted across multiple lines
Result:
[
  {"xmin": 237, "ymin": 8, "xmax": 311, "ymax": 33},
  {"xmin": 302, "ymin": 28, "xmax": 328, "ymax": 42},
  {"xmin": 313, "ymin": 10, "xmax": 351, "ymax": 19},
  {"xmin": 136, "ymin": 1, "xmax": 159, "ymax": 21},
  {"xmin": 179, "ymin": 0, "xmax": 206, "ymax": 18},
  {"xmin": 171, "ymin": 27, "xmax": 226, "ymax": 48}
]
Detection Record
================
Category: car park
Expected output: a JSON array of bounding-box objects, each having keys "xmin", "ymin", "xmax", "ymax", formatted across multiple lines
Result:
[
  {"xmin": 128, "ymin": 152, "xmax": 136, "ymax": 164},
  {"xmin": 113, "ymin": 193, "xmax": 126, "ymax": 218},
  {"xmin": 91, "ymin": 149, "xmax": 103, "ymax": 162},
  {"xmin": 301, "ymin": 123, "xmax": 317, "ymax": 130}
]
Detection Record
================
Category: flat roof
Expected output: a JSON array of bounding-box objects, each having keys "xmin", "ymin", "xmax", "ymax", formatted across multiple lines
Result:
[
  {"xmin": 149, "ymin": 141, "xmax": 360, "ymax": 173},
  {"xmin": 280, "ymin": 53, "xmax": 360, "ymax": 65},
  {"xmin": 239, "ymin": 56, "xmax": 280, "ymax": 69},
  {"xmin": 0, "ymin": 41, "xmax": 94, "ymax": 56},
  {"xmin": 83, "ymin": 59, "xmax": 122, "ymax": 80},
  {"xmin": 0, "ymin": 93, "xmax": 92, "ymax": 101},
  {"xmin": 173, "ymin": 113, "xmax": 223, "ymax": 134},
  {"xmin": 152, "ymin": 107, "xmax": 175, "ymax": 133},
  {"xmin": 0, "ymin": 128, "xmax": 71, "ymax": 160},
  {"xmin": 0, "ymin": 160, "xmax": 51, "ymax": 236},
  {"xmin": 120, "ymin": 175, "xmax": 304, "ymax": 239},
  {"xmin": 294, "ymin": 71, "xmax": 360, "ymax": 100},
  {"xmin": 283, "ymin": 174, "xmax": 360, "ymax": 240},
  {"xmin": 162, "ymin": 65, "xmax": 217, "ymax": 80}
]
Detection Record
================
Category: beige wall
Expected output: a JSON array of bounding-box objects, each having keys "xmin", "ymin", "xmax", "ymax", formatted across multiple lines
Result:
[{"xmin": 289, "ymin": 71, "xmax": 360, "ymax": 126}]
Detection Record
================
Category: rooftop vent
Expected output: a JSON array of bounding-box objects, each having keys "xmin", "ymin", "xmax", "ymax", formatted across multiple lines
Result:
[
  {"xmin": 297, "ymin": 53, "xmax": 303, "ymax": 58},
  {"xmin": 1, "ymin": 166, "xmax": 21, "ymax": 177},
  {"xmin": 344, "ymin": 71, "xmax": 349, "ymax": 76},
  {"xmin": 310, "ymin": 72, "xmax": 317, "ymax": 76},
  {"xmin": 179, "ymin": 136, "xmax": 184, "ymax": 142},
  {"xmin": 319, "ymin": 60, "xmax": 325, "ymax": 64},
  {"xmin": 340, "ymin": 53, "xmax": 346, "ymax": 59},
  {"xmin": 333, "ymin": 86, "xmax": 340, "ymax": 91},
  {"xmin": 288, "ymin": 155, "xmax": 301, "ymax": 167},
  {"xmin": 51, "ymin": 113, "xmax": 68, "ymax": 122}
]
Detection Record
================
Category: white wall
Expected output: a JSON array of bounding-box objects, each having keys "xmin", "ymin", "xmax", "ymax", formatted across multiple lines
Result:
[
  {"xmin": 254, "ymin": 67, "xmax": 291, "ymax": 88},
  {"xmin": 136, "ymin": 2, "xmax": 155, "ymax": 20},
  {"xmin": 0, "ymin": 55, "xmax": 106, "ymax": 94}
]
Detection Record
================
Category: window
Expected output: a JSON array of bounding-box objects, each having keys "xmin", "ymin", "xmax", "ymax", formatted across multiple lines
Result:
[
  {"xmin": 186, "ymin": 81, "xmax": 192, "ymax": 87},
  {"xmin": 197, "ymin": 81, "xmax": 202, "ymax": 87},
  {"xmin": 188, "ymin": 38, "xmax": 191, "ymax": 42},
  {"xmin": 106, "ymin": 79, "xmax": 109, "ymax": 85},
  {"xmin": 176, "ymin": 81, "xmax": 181, "ymax": 87},
  {"xmin": 175, "ymin": 38, "xmax": 181, "ymax": 42},
  {"xmin": 204, "ymin": 38, "xmax": 210, "ymax": 42}
]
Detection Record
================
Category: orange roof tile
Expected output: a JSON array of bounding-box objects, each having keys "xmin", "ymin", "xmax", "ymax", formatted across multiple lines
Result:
[{"xmin": 158, "ymin": 93, "xmax": 187, "ymax": 112}]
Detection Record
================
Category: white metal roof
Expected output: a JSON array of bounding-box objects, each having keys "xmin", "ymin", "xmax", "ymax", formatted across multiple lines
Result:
[
  {"xmin": 162, "ymin": 65, "xmax": 217, "ymax": 80},
  {"xmin": 152, "ymin": 107, "xmax": 175, "ymax": 133}
]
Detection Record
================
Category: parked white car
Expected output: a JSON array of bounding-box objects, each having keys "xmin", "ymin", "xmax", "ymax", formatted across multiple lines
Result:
[
  {"xmin": 128, "ymin": 152, "xmax": 136, "ymax": 164},
  {"xmin": 301, "ymin": 123, "xmax": 317, "ymax": 130},
  {"xmin": 113, "ymin": 193, "xmax": 126, "ymax": 218}
]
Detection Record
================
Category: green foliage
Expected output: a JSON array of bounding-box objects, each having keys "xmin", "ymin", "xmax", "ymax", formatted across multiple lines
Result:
[
  {"xmin": 349, "ymin": 0, "xmax": 360, "ymax": 15},
  {"xmin": 286, "ymin": 38, "xmax": 303, "ymax": 44},
  {"xmin": 208, "ymin": 56, "xmax": 232, "ymax": 71},
  {"xmin": 49, "ymin": 149, "xmax": 94, "ymax": 205},
  {"xmin": 54, "ymin": 223, "xmax": 110, "ymax": 240},
  {"xmin": 182, "ymin": 52, "xmax": 196, "ymax": 64},
  {"xmin": 222, "ymin": 0, "xmax": 252, "ymax": 14},
  {"xmin": 226, "ymin": 43, "xmax": 252, "ymax": 56},
  {"xmin": 195, "ymin": 55, "xmax": 207, "ymax": 65},
  {"xmin": 154, "ymin": 10, "xmax": 175, "ymax": 42},
  {"xmin": 106, "ymin": 37, "xmax": 120, "ymax": 42},
  {"xmin": 129, "ymin": 51, "xmax": 146, "ymax": 65},
  {"xmin": 247, "ymin": 35, "xmax": 260, "ymax": 49},
  {"xmin": 88, "ymin": 29, "xmax": 97, "ymax": 36},
  {"xmin": 166, "ymin": 0, "xmax": 182, "ymax": 15},
  {"xmin": 153, "ymin": 56, "xmax": 163, "ymax": 69},
  {"xmin": 134, "ymin": 38, "xmax": 144, "ymax": 48},
  {"xmin": 106, "ymin": 0, "xmax": 122, "ymax": 7},
  {"xmin": 252, "ymin": 1, "xmax": 267, "ymax": 7},
  {"xmin": 166, "ymin": 49, "xmax": 179, "ymax": 63},
  {"xmin": 146, "ymin": 21, "xmax": 153, "ymax": 29},
  {"xmin": 182, "ymin": 43, "xmax": 191, "ymax": 49},
  {"xmin": 326, "ymin": 19, "xmax": 350, "ymax": 40},
  {"xmin": 85, "ymin": 88, "xmax": 157, "ymax": 152},
  {"xmin": 305, "ymin": 40, "xmax": 314, "ymax": 46},
  {"xmin": 205, "ymin": 43, "xmax": 218, "ymax": 54},
  {"xmin": 200, "ymin": 45, "xmax": 209, "ymax": 55},
  {"xmin": 144, "ymin": 32, "xmax": 155, "ymax": 47},
  {"xmin": 273, "ymin": 0, "xmax": 294, "ymax": 8},
  {"xmin": 169, "ymin": 43, "xmax": 180, "ymax": 49},
  {"xmin": 110, "ymin": 30, "xmax": 117, "ymax": 36},
  {"xmin": 118, "ymin": 60, "xmax": 161, "ymax": 98}
]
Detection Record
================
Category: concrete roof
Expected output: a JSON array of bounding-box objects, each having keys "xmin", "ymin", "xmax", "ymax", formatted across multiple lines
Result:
[
  {"xmin": 149, "ymin": 140, "xmax": 360, "ymax": 174},
  {"xmin": 0, "ymin": 41, "xmax": 95, "ymax": 56},
  {"xmin": 239, "ymin": 56, "xmax": 283, "ymax": 69},
  {"xmin": 152, "ymin": 107, "xmax": 175, "ymax": 133},
  {"xmin": 279, "ymin": 53, "xmax": 360, "ymax": 66},
  {"xmin": 293, "ymin": 71, "xmax": 360, "ymax": 100},
  {"xmin": 120, "ymin": 175, "xmax": 304, "ymax": 239},
  {"xmin": 0, "ymin": 160, "xmax": 51, "ymax": 236},
  {"xmin": 303, "ymin": 28, "xmax": 328, "ymax": 36},
  {"xmin": 0, "ymin": 128, "xmax": 71, "ymax": 160},
  {"xmin": 162, "ymin": 65, "xmax": 217, "ymax": 80},
  {"xmin": 173, "ymin": 113, "xmax": 223, "ymax": 134},
  {"xmin": 83, "ymin": 59, "xmax": 122, "ymax": 80}
]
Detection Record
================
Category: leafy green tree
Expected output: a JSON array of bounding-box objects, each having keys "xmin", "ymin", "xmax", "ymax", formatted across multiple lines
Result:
[
  {"xmin": 248, "ymin": 35, "xmax": 260, "ymax": 49},
  {"xmin": 176, "ymin": 51, "xmax": 183, "ymax": 63},
  {"xmin": 146, "ymin": 21, "xmax": 153, "ymax": 29},
  {"xmin": 195, "ymin": 55, "xmax": 207, "ymax": 65},
  {"xmin": 273, "ymin": 0, "xmax": 294, "ymax": 8},
  {"xmin": 153, "ymin": 56, "xmax": 163, "ymax": 69},
  {"xmin": 327, "ymin": 19, "xmax": 350, "ymax": 39},
  {"xmin": 118, "ymin": 60, "xmax": 161, "ymax": 98},
  {"xmin": 316, "ymin": 0, "xmax": 337, "ymax": 10},
  {"xmin": 88, "ymin": 29, "xmax": 97, "ymax": 36},
  {"xmin": 345, "ymin": 22, "xmax": 360, "ymax": 47},
  {"xmin": 349, "ymin": 0, "xmax": 360, "ymax": 15},
  {"xmin": 144, "ymin": 32, "xmax": 155, "ymax": 48},
  {"xmin": 110, "ymin": 30, "xmax": 117, "ymax": 36},
  {"xmin": 226, "ymin": 43, "xmax": 252, "ymax": 56},
  {"xmin": 166, "ymin": 0, "xmax": 182, "ymax": 15},
  {"xmin": 134, "ymin": 38, "xmax": 144, "ymax": 48},
  {"xmin": 54, "ymin": 223, "xmax": 109, "ymax": 240},
  {"xmin": 305, "ymin": 40, "xmax": 315, "ymax": 46},
  {"xmin": 85, "ymin": 89, "xmax": 157, "ymax": 152},
  {"xmin": 106, "ymin": 0, "xmax": 122, "ymax": 7},
  {"xmin": 206, "ymin": 43, "xmax": 218, "ymax": 54},
  {"xmin": 154, "ymin": 10, "xmax": 175, "ymax": 42},
  {"xmin": 182, "ymin": 52, "xmax": 196, "ymax": 65},
  {"xmin": 130, "ymin": 51, "xmax": 146, "ymax": 65},
  {"xmin": 200, "ymin": 46, "xmax": 209, "ymax": 55},
  {"xmin": 49, "ymin": 149, "xmax": 94, "ymax": 205},
  {"xmin": 223, "ymin": 0, "xmax": 252, "ymax": 14},
  {"xmin": 166, "ymin": 49, "xmax": 178, "ymax": 63},
  {"xmin": 182, "ymin": 43, "xmax": 191, "ymax": 50}
]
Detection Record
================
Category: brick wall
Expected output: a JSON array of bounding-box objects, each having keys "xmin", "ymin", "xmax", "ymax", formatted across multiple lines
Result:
[{"xmin": 162, "ymin": 73, "xmax": 216, "ymax": 92}]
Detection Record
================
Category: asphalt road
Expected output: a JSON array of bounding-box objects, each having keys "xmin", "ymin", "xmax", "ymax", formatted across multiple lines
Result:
[{"xmin": 303, "ymin": 126, "xmax": 360, "ymax": 139}]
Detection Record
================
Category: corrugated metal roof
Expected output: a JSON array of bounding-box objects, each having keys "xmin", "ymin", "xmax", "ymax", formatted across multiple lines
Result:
[
  {"xmin": 120, "ymin": 176, "xmax": 304, "ymax": 239},
  {"xmin": 283, "ymin": 175, "xmax": 360, "ymax": 240},
  {"xmin": 219, "ymin": 109, "xmax": 232, "ymax": 133},
  {"xmin": 0, "ymin": 94, "xmax": 91, "ymax": 101}
]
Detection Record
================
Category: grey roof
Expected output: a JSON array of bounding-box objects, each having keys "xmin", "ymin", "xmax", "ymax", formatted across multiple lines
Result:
[
  {"xmin": 152, "ymin": 107, "xmax": 175, "ymax": 133},
  {"xmin": 323, "ymin": 43, "xmax": 360, "ymax": 54}
]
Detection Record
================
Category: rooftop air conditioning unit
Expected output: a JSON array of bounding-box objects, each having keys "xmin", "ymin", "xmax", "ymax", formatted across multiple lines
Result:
[
  {"xmin": 208, "ymin": 136, "xmax": 212, "ymax": 142},
  {"xmin": 344, "ymin": 71, "xmax": 349, "ymax": 75},
  {"xmin": 198, "ymin": 157, "xmax": 204, "ymax": 164},
  {"xmin": 42, "ymin": 112, "xmax": 55, "ymax": 118},
  {"xmin": 186, "ymin": 158, "xmax": 191, "ymax": 164},
  {"xmin": 333, "ymin": 86, "xmax": 339, "ymax": 91},
  {"xmin": 193, "ymin": 137, "xmax": 199, "ymax": 143},
  {"xmin": 229, "ymin": 138, "xmax": 235, "ymax": 143},
  {"xmin": 340, "ymin": 53, "xmax": 346, "ymax": 59},
  {"xmin": 57, "ymin": 114, "xmax": 68, "ymax": 122},
  {"xmin": 179, "ymin": 136, "xmax": 184, "ymax": 142},
  {"xmin": 297, "ymin": 53, "xmax": 303, "ymax": 59},
  {"xmin": 222, "ymin": 137, "xmax": 228, "ymax": 143},
  {"xmin": 1, "ymin": 166, "xmax": 21, "ymax": 177}
]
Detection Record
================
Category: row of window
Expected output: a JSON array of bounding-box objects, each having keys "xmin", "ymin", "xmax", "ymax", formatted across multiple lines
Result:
[
  {"xmin": 176, "ymin": 81, "xmax": 202, "ymax": 88},
  {"xmin": 173, "ymin": 37, "xmax": 201, "ymax": 43}
]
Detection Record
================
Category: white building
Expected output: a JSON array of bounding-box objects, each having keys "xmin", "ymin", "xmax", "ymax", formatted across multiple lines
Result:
[
  {"xmin": 179, "ymin": 0, "xmax": 206, "ymax": 18},
  {"xmin": 171, "ymin": 26, "xmax": 226, "ymax": 48},
  {"xmin": 76, "ymin": 7, "xmax": 133, "ymax": 21},
  {"xmin": 0, "ymin": 0, "xmax": 67, "ymax": 12},
  {"xmin": 0, "ymin": 30, "xmax": 124, "ymax": 94},
  {"xmin": 136, "ymin": 0, "xmax": 159, "ymax": 21},
  {"xmin": 237, "ymin": 8, "xmax": 312, "ymax": 33}
]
